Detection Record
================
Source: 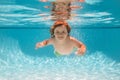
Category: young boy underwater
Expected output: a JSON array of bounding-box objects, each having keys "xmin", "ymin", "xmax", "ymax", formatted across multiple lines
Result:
[{"xmin": 35, "ymin": 21, "xmax": 86, "ymax": 56}]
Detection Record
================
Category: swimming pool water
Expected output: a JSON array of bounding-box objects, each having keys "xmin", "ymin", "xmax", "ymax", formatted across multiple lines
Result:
[{"xmin": 0, "ymin": 0, "xmax": 120, "ymax": 80}]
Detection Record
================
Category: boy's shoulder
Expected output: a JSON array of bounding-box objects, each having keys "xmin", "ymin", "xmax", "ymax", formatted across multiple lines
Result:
[
  {"xmin": 49, "ymin": 38, "xmax": 54, "ymax": 41},
  {"xmin": 70, "ymin": 36, "xmax": 80, "ymax": 43},
  {"xmin": 70, "ymin": 36, "xmax": 78, "ymax": 42},
  {"xmin": 70, "ymin": 36, "xmax": 76, "ymax": 40},
  {"xmin": 46, "ymin": 38, "xmax": 54, "ymax": 44}
]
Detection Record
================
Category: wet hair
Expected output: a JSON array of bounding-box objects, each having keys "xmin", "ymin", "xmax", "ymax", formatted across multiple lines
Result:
[{"xmin": 50, "ymin": 21, "xmax": 71, "ymax": 38}]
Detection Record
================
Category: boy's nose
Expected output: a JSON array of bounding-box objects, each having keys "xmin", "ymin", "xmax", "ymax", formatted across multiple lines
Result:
[{"xmin": 58, "ymin": 33, "xmax": 62, "ymax": 35}]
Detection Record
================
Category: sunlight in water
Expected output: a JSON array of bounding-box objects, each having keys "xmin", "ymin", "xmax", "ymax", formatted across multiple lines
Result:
[{"xmin": 0, "ymin": 37, "xmax": 120, "ymax": 80}]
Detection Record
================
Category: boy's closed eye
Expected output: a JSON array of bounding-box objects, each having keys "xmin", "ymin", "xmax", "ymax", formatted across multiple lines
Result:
[
  {"xmin": 55, "ymin": 31, "xmax": 60, "ymax": 34},
  {"xmin": 55, "ymin": 31, "xmax": 67, "ymax": 34}
]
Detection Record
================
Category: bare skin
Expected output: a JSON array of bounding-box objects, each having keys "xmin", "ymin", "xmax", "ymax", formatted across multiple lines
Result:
[
  {"xmin": 40, "ymin": 0, "xmax": 84, "ymax": 20},
  {"xmin": 36, "ymin": 25, "xmax": 86, "ymax": 55},
  {"xmin": 40, "ymin": 0, "xmax": 85, "ymax": 2}
]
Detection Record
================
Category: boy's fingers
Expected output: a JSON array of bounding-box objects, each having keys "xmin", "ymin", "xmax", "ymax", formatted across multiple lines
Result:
[{"xmin": 75, "ymin": 50, "xmax": 84, "ymax": 55}]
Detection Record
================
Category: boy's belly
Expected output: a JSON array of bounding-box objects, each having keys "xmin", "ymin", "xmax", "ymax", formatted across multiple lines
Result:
[{"xmin": 55, "ymin": 47, "xmax": 74, "ymax": 55}]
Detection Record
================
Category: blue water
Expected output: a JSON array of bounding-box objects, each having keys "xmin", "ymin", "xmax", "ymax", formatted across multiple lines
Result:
[{"xmin": 0, "ymin": 0, "xmax": 120, "ymax": 80}]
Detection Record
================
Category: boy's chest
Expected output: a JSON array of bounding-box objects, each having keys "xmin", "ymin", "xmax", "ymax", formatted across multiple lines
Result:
[{"xmin": 53, "ymin": 43, "xmax": 74, "ymax": 54}]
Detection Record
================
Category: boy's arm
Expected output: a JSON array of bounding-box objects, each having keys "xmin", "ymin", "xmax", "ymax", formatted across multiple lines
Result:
[
  {"xmin": 71, "ymin": 37, "xmax": 86, "ymax": 55},
  {"xmin": 35, "ymin": 38, "xmax": 53, "ymax": 49}
]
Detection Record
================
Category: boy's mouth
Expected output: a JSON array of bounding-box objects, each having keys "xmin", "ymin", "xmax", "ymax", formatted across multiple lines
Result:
[{"xmin": 58, "ymin": 36, "xmax": 64, "ymax": 39}]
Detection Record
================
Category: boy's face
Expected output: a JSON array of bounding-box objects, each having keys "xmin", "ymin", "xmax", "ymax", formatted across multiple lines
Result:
[{"xmin": 54, "ymin": 25, "xmax": 68, "ymax": 40}]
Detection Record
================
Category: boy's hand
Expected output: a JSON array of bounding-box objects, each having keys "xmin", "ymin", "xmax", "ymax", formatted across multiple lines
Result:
[
  {"xmin": 40, "ymin": 0, "xmax": 48, "ymax": 2},
  {"xmin": 75, "ymin": 50, "xmax": 84, "ymax": 55},
  {"xmin": 35, "ymin": 42, "xmax": 43, "ymax": 50},
  {"xmin": 75, "ymin": 47, "xmax": 86, "ymax": 55}
]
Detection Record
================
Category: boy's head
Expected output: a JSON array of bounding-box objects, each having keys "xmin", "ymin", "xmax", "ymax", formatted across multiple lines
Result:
[{"xmin": 50, "ymin": 21, "xmax": 71, "ymax": 38}]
